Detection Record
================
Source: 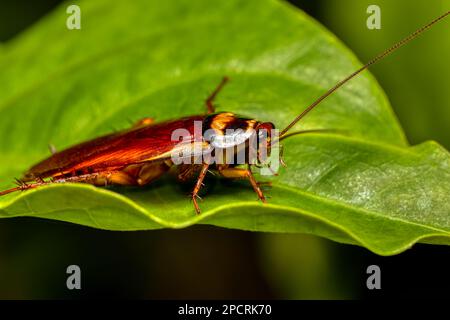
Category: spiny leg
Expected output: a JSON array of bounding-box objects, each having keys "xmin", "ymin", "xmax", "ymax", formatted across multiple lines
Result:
[
  {"xmin": 0, "ymin": 179, "xmax": 33, "ymax": 196},
  {"xmin": 0, "ymin": 171, "xmax": 138, "ymax": 196},
  {"xmin": 205, "ymin": 76, "xmax": 229, "ymax": 114},
  {"xmin": 247, "ymin": 167, "xmax": 267, "ymax": 202},
  {"xmin": 191, "ymin": 163, "xmax": 210, "ymax": 214},
  {"xmin": 217, "ymin": 166, "xmax": 267, "ymax": 203},
  {"xmin": 53, "ymin": 171, "xmax": 137, "ymax": 186},
  {"xmin": 1, "ymin": 177, "xmax": 69, "ymax": 196}
]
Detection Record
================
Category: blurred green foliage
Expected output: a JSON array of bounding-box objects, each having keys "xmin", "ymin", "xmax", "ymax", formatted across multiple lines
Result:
[
  {"xmin": 263, "ymin": 0, "xmax": 450, "ymax": 299},
  {"xmin": 321, "ymin": 0, "xmax": 449, "ymax": 148}
]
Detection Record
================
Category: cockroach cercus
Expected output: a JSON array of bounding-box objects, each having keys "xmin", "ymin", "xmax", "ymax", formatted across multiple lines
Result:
[{"xmin": 0, "ymin": 12, "xmax": 448, "ymax": 214}]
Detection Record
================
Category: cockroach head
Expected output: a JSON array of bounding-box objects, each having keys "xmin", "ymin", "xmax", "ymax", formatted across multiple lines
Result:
[{"xmin": 254, "ymin": 121, "xmax": 277, "ymax": 164}]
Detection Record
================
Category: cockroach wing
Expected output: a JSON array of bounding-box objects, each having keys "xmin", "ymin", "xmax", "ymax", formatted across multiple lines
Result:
[{"xmin": 23, "ymin": 115, "xmax": 206, "ymax": 181}]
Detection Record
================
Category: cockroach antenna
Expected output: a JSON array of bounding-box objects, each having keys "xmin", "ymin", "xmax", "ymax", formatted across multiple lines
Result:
[{"xmin": 279, "ymin": 11, "xmax": 450, "ymax": 138}]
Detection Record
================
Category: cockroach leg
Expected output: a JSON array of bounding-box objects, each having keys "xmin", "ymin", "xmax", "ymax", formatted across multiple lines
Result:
[
  {"xmin": 62, "ymin": 171, "xmax": 135, "ymax": 186},
  {"xmin": 266, "ymin": 166, "xmax": 279, "ymax": 177},
  {"xmin": 57, "ymin": 171, "xmax": 130, "ymax": 186},
  {"xmin": 0, "ymin": 171, "xmax": 137, "ymax": 197},
  {"xmin": 279, "ymin": 144, "xmax": 287, "ymax": 168},
  {"xmin": 217, "ymin": 166, "xmax": 267, "ymax": 203},
  {"xmin": 14, "ymin": 178, "xmax": 25, "ymax": 186},
  {"xmin": 132, "ymin": 117, "xmax": 155, "ymax": 129},
  {"xmin": 245, "ymin": 167, "xmax": 267, "ymax": 203},
  {"xmin": 1, "ymin": 162, "xmax": 173, "ymax": 197},
  {"xmin": 35, "ymin": 176, "xmax": 45, "ymax": 184},
  {"xmin": 191, "ymin": 163, "xmax": 210, "ymax": 214},
  {"xmin": 205, "ymin": 76, "xmax": 229, "ymax": 114},
  {"xmin": 177, "ymin": 164, "xmax": 202, "ymax": 182},
  {"xmin": 134, "ymin": 162, "xmax": 170, "ymax": 185},
  {"xmin": 1, "ymin": 178, "xmax": 54, "ymax": 196},
  {"xmin": 48, "ymin": 144, "xmax": 57, "ymax": 155}
]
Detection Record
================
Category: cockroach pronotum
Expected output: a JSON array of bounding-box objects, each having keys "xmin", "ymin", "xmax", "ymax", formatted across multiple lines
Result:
[{"xmin": 0, "ymin": 12, "xmax": 448, "ymax": 214}]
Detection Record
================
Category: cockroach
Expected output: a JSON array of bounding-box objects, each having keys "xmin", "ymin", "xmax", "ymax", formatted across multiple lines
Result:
[{"xmin": 0, "ymin": 12, "xmax": 448, "ymax": 214}]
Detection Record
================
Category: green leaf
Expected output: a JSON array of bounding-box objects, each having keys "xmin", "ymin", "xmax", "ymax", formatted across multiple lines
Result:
[{"xmin": 0, "ymin": 0, "xmax": 448, "ymax": 255}]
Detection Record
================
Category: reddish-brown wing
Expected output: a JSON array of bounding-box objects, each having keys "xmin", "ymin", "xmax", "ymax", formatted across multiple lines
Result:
[{"xmin": 24, "ymin": 115, "xmax": 205, "ymax": 180}]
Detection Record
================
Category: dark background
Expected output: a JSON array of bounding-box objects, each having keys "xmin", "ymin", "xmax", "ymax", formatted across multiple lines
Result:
[{"xmin": 0, "ymin": 0, "xmax": 448, "ymax": 299}]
